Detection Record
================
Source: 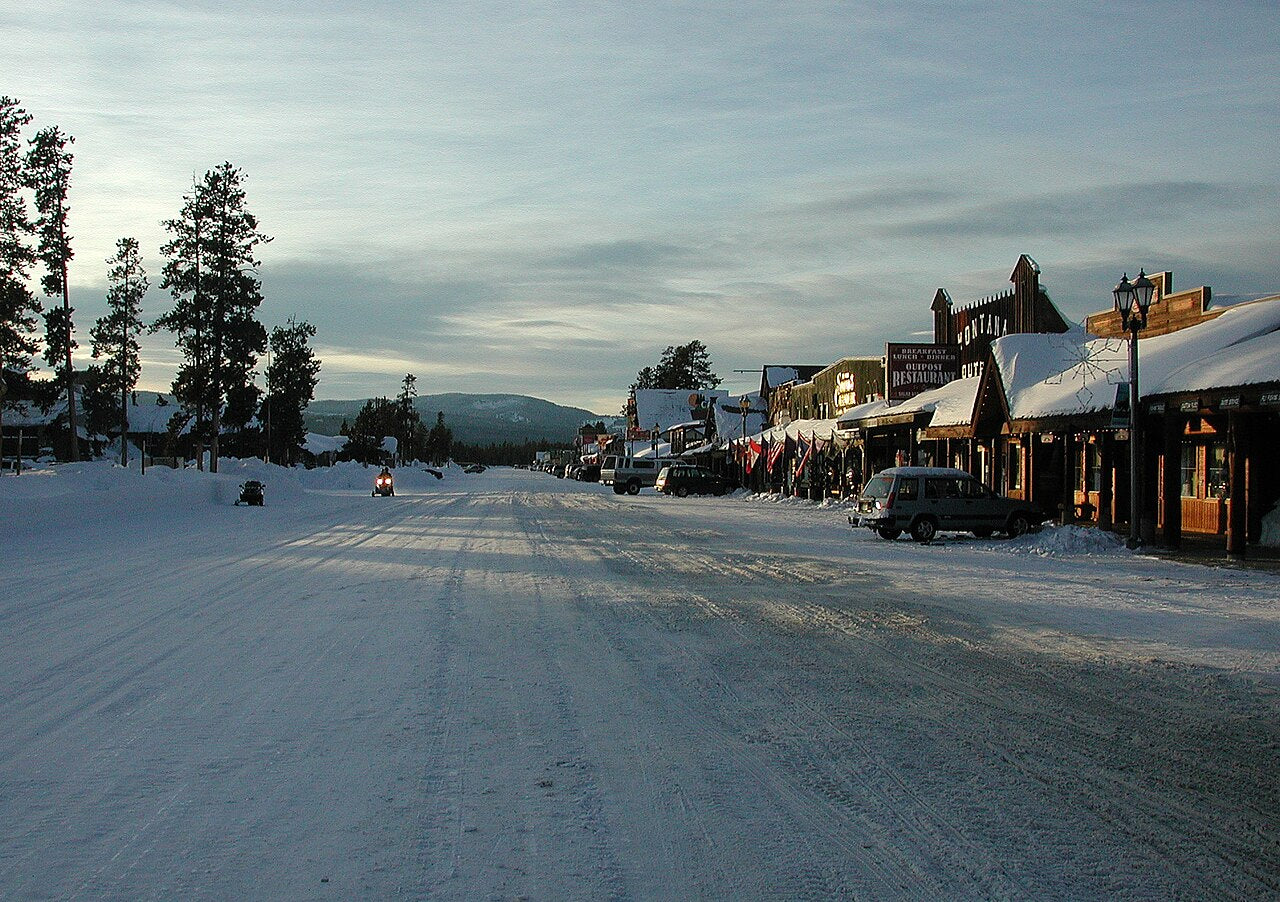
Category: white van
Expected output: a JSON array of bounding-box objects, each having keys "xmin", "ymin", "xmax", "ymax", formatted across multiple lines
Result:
[{"xmin": 600, "ymin": 456, "xmax": 683, "ymax": 495}]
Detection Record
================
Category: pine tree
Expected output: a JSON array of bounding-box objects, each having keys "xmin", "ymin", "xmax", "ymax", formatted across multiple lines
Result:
[
  {"xmin": 655, "ymin": 340, "xmax": 721, "ymax": 390},
  {"xmin": 341, "ymin": 396, "xmax": 397, "ymax": 464},
  {"xmin": 156, "ymin": 163, "xmax": 270, "ymax": 472},
  {"xmin": 629, "ymin": 341, "xmax": 722, "ymax": 393},
  {"xmin": 0, "ymin": 96, "xmax": 40, "ymax": 463},
  {"xmin": 395, "ymin": 373, "xmax": 421, "ymax": 465},
  {"xmin": 425, "ymin": 411, "xmax": 452, "ymax": 466},
  {"xmin": 263, "ymin": 317, "xmax": 320, "ymax": 466},
  {"xmin": 90, "ymin": 238, "xmax": 147, "ymax": 465},
  {"xmin": 26, "ymin": 126, "xmax": 78, "ymax": 459}
]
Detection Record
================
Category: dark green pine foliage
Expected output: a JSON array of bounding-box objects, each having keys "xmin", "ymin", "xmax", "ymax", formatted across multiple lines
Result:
[
  {"xmin": 263, "ymin": 317, "xmax": 320, "ymax": 466},
  {"xmin": 425, "ymin": 411, "xmax": 452, "ymax": 466},
  {"xmin": 88, "ymin": 238, "xmax": 147, "ymax": 463},
  {"xmin": 395, "ymin": 373, "xmax": 423, "ymax": 464},
  {"xmin": 630, "ymin": 340, "xmax": 722, "ymax": 393},
  {"xmin": 26, "ymin": 125, "xmax": 78, "ymax": 458},
  {"xmin": 0, "ymin": 97, "xmax": 41, "ymax": 452},
  {"xmin": 156, "ymin": 162, "xmax": 270, "ymax": 471},
  {"xmin": 340, "ymin": 397, "xmax": 399, "ymax": 464}
]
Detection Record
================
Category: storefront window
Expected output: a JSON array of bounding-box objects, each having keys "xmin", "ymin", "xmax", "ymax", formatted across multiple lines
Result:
[
  {"xmin": 1007, "ymin": 443, "xmax": 1022, "ymax": 490},
  {"xmin": 1072, "ymin": 443, "xmax": 1085, "ymax": 492},
  {"xmin": 1180, "ymin": 444, "xmax": 1200, "ymax": 498},
  {"xmin": 1206, "ymin": 442, "xmax": 1229, "ymax": 499},
  {"xmin": 1087, "ymin": 443, "xmax": 1102, "ymax": 492}
]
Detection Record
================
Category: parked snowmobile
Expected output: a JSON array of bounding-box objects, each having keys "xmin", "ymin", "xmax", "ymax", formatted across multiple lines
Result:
[
  {"xmin": 373, "ymin": 468, "xmax": 395, "ymax": 496},
  {"xmin": 236, "ymin": 480, "xmax": 265, "ymax": 506}
]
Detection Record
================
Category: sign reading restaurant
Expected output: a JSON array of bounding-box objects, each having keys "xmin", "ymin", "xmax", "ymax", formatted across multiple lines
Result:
[{"xmin": 885, "ymin": 343, "xmax": 961, "ymax": 402}]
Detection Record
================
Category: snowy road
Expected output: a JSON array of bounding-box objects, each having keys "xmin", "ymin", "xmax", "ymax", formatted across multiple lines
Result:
[{"xmin": 2, "ymin": 466, "xmax": 1278, "ymax": 900}]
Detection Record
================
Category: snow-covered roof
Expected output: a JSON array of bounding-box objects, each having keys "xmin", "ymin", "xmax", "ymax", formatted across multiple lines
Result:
[
  {"xmin": 304, "ymin": 433, "xmax": 348, "ymax": 455},
  {"xmin": 835, "ymin": 398, "xmax": 891, "ymax": 427},
  {"xmin": 752, "ymin": 417, "xmax": 842, "ymax": 443},
  {"xmin": 994, "ymin": 295, "xmax": 1280, "ymax": 420},
  {"xmin": 1152, "ymin": 296, "xmax": 1280, "ymax": 395},
  {"xmin": 713, "ymin": 392, "xmax": 766, "ymax": 440},
  {"xmin": 632, "ymin": 389, "xmax": 726, "ymax": 433},
  {"xmin": 833, "ymin": 377, "xmax": 978, "ymax": 430},
  {"xmin": 126, "ymin": 393, "xmax": 185, "ymax": 434},
  {"xmin": 2, "ymin": 399, "xmax": 59, "ymax": 428},
  {"xmin": 631, "ymin": 440, "xmax": 672, "ymax": 458}
]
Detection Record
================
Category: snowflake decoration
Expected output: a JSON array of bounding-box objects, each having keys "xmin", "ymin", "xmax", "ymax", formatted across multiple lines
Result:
[{"xmin": 1044, "ymin": 332, "xmax": 1128, "ymax": 410}]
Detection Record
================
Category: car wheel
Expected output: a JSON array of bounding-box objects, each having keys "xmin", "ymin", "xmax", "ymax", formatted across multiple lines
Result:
[
  {"xmin": 972, "ymin": 528, "xmax": 993, "ymax": 538},
  {"xmin": 676, "ymin": 486, "xmax": 690, "ymax": 498},
  {"xmin": 910, "ymin": 518, "xmax": 938, "ymax": 543},
  {"xmin": 876, "ymin": 527, "xmax": 902, "ymax": 541},
  {"xmin": 626, "ymin": 481, "xmax": 641, "ymax": 495},
  {"xmin": 1006, "ymin": 513, "xmax": 1031, "ymax": 538}
]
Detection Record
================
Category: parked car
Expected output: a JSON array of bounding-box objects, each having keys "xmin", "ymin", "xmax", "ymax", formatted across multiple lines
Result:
[
  {"xmin": 656, "ymin": 464, "xmax": 730, "ymax": 497},
  {"xmin": 853, "ymin": 466, "xmax": 1046, "ymax": 543},
  {"xmin": 575, "ymin": 463, "xmax": 601, "ymax": 482},
  {"xmin": 600, "ymin": 455, "xmax": 684, "ymax": 495}
]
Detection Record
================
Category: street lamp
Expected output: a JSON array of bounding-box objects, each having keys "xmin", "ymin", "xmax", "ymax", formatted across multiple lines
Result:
[{"xmin": 1113, "ymin": 269, "xmax": 1157, "ymax": 549}]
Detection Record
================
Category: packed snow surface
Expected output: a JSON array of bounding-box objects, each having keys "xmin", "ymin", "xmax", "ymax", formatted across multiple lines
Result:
[{"xmin": 2, "ymin": 462, "xmax": 1277, "ymax": 899}]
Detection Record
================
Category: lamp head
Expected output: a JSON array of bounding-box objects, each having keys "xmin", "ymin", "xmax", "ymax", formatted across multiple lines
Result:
[{"xmin": 1131, "ymin": 269, "xmax": 1156, "ymax": 326}]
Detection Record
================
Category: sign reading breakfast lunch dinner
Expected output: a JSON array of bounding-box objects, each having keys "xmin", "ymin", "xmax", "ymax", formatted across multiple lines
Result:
[{"xmin": 885, "ymin": 343, "xmax": 961, "ymax": 402}]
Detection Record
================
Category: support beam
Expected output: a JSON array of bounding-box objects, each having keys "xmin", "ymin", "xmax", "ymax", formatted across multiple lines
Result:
[
  {"xmin": 1226, "ymin": 412, "xmax": 1247, "ymax": 560},
  {"xmin": 1098, "ymin": 433, "xmax": 1114, "ymax": 531},
  {"xmin": 1162, "ymin": 413, "xmax": 1182, "ymax": 550}
]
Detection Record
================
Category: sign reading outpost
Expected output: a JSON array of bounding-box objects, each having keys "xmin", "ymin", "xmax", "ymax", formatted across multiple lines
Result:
[{"xmin": 885, "ymin": 343, "xmax": 960, "ymax": 402}]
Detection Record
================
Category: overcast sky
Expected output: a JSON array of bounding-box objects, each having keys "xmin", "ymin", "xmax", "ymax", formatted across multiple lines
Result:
[{"xmin": 6, "ymin": 1, "xmax": 1279, "ymax": 413}]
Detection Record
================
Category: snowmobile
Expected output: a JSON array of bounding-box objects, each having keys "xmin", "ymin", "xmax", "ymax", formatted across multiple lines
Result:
[
  {"xmin": 236, "ymin": 480, "xmax": 265, "ymax": 506},
  {"xmin": 373, "ymin": 469, "xmax": 395, "ymax": 496}
]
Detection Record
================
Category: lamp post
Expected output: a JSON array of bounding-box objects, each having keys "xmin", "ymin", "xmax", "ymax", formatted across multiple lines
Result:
[{"xmin": 1113, "ymin": 269, "xmax": 1156, "ymax": 549}]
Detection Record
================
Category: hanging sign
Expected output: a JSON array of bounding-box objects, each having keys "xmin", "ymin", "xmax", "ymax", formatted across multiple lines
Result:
[{"xmin": 1110, "ymin": 383, "xmax": 1130, "ymax": 429}]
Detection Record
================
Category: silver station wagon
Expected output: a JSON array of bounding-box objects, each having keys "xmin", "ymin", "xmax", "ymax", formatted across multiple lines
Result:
[{"xmin": 854, "ymin": 466, "xmax": 1047, "ymax": 543}]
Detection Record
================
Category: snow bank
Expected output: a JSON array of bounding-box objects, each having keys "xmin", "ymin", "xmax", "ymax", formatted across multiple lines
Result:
[
  {"xmin": 994, "ymin": 524, "xmax": 1127, "ymax": 557},
  {"xmin": 1261, "ymin": 502, "xmax": 1280, "ymax": 548}
]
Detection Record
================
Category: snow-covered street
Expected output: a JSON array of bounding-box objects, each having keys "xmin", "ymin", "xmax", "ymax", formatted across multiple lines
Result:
[{"xmin": 2, "ymin": 464, "xmax": 1278, "ymax": 900}]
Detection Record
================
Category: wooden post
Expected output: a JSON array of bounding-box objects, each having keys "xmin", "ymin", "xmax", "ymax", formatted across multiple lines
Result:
[
  {"xmin": 1161, "ymin": 413, "xmax": 1182, "ymax": 549},
  {"xmin": 1061, "ymin": 433, "xmax": 1076, "ymax": 525},
  {"xmin": 1226, "ymin": 412, "xmax": 1247, "ymax": 559},
  {"xmin": 1098, "ymin": 433, "xmax": 1114, "ymax": 530}
]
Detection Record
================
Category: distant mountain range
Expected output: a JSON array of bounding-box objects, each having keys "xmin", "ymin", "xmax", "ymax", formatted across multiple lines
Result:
[{"xmin": 304, "ymin": 393, "xmax": 617, "ymax": 446}]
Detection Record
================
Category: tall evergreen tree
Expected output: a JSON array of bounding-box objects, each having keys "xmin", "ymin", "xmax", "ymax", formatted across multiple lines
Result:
[
  {"xmin": 655, "ymin": 340, "xmax": 721, "ymax": 390},
  {"xmin": 156, "ymin": 162, "xmax": 270, "ymax": 472},
  {"xmin": 395, "ymin": 373, "xmax": 421, "ymax": 465},
  {"xmin": 89, "ymin": 238, "xmax": 147, "ymax": 465},
  {"xmin": 630, "ymin": 341, "xmax": 722, "ymax": 393},
  {"xmin": 425, "ymin": 411, "xmax": 452, "ymax": 466},
  {"xmin": 262, "ymin": 317, "xmax": 320, "ymax": 466},
  {"xmin": 0, "ymin": 97, "xmax": 40, "ymax": 462},
  {"xmin": 26, "ymin": 126, "xmax": 78, "ymax": 459}
]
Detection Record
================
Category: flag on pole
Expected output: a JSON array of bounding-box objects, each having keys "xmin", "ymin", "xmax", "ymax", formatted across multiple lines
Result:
[
  {"xmin": 795, "ymin": 432, "xmax": 813, "ymax": 475},
  {"xmin": 767, "ymin": 439, "xmax": 785, "ymax": 473}
]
